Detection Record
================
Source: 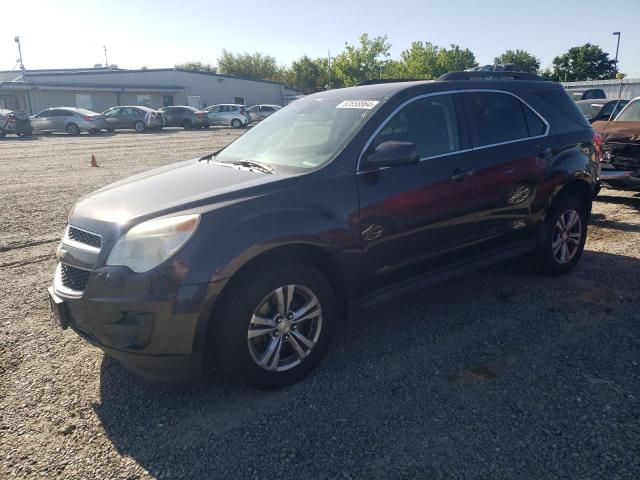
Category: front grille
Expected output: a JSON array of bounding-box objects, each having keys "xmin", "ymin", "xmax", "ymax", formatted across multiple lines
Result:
[
  {"xmin": 59, "ymin": 264, "xmax": 90, "ymax": 292},
  {"xmin": 67, "ymin": 226, "xmax": 101, "ymax": 249}
]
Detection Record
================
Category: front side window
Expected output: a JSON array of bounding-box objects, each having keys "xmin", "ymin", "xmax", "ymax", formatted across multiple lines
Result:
[
  {"xmin": 466, "ymin": 92, "xmax": 542, "ymax": 146},
  {"xmin": 216, "ymin": 95, "xmax": 381, "ymax": 172},
  {"xmin": 372, "ymin": 94, "xmax": 461, "ymax": 158},
  {"xmin": 616, "ymin": 100, "xmax": 640, "ymax": 121}
]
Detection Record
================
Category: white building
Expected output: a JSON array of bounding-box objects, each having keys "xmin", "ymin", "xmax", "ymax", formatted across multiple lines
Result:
[{"xmin": 0, "ymin": 67, "xmax": 293, "ymax": 113}]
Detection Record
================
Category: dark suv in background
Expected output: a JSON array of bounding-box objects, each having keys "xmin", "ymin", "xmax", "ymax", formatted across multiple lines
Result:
[
  {"xmin": 48, "ymin": 72, "xmax": 598, "ymax": 389},
  {"xmin": 159, "ymin": 105, "xmax": 209, "ymax": 129}
]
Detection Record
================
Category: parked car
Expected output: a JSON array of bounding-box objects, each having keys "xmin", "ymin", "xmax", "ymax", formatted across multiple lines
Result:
[
  {"xmin": 566, "ymin": 88, "xmax": 606, "ymax": 101},
  {"xmin": 593, "ymin": 96, "xmax": 640, "ymax": 190},
  {"xmin": 204, "ymin": 104, "xmax": 250, "ymax": 128},
  {"xmin": 247, "ymin": 104, "xmax": 281, "ymax": 122},
  {"xmin": 0, "ymin": 108, "xmax": 33, "ymax": 137},
  {"xmin": 576, "ymin": 99, "xmax": 628, "ymax": 123},
  {"xmin": 158, "ymin": 106, "xmax": 209, "ymax": 129},
  {"xmin": 30, "ymin": 107, "xmax": 108, "ymax": 135},
  {"xmin": 103, "ymin": 106, "xmax": 165, "ymax": 133},
  {"xmin": 48, "ymin": 71, "xmax": 598, "ymax": 389}
]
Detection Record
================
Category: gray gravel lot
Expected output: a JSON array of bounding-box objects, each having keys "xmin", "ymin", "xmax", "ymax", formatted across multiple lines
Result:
[{"xmin": 1, "ymin": 130, "xmax": 639, "ymax": 479}]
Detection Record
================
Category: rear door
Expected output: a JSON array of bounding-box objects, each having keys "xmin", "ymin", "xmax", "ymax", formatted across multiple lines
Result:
[
  {"xmin": 358, "ymin": 93, "xmax": 480, "ymax": 289},
  {"xmin": 463, "ymin": 91, "xmax": 550, "ymax": 247}
]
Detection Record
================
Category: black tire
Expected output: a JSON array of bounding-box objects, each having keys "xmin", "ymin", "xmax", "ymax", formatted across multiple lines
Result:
[
  {"xmin": 212, "ymin": 263, "xmax": 337, "ymax": 389},
  {"xmin": 134, "ymin": 121, "xmax": 146, "ymax": 133},
  {"xmin": 89, "ymin": 129, "xmax": 100, "ymax": 134},
  {"xmin": 107, "ymin": 128, "xmax": 115, "ymax": 133},
  {"xmin": 202, "ymin": 123, "xmax": 210, "ymax": 129},
  {"xmin": 531, "ymin": 196, "xmax": 588, "ymax": 275},
  {"xmin": 0, "ymin": 129, "xmax": 6, "ymax": 138},
  {"xmin": 66, "ymin": 123, "xmax": 80, "ymax": 136},
  {"xmin": 231, "ymin": 118, "xmax": 242, "ymax": 129},
  {"xmin": 182, "ymin": 119, "xmax": 193, "ymax": 130}
]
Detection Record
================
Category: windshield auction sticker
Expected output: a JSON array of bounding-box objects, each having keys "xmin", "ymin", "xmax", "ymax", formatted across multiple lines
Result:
[{"xmin": 336, "ymin": 100, "xmax": 380, "ymax": 109}]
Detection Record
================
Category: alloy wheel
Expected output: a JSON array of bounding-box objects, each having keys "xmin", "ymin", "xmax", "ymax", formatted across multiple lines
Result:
[
  {"xmin": 247, "ymin": 284, "xmax": 322, "ymax": 372},
  {"xmin": 552, "ymin": 209, "xmax": 582, "ymax": 264}
]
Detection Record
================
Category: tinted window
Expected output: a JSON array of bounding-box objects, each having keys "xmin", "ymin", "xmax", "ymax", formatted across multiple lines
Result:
[
  {"xmin": 600, "ymin": 102, "xmax": 615, "ymax": 116},
  {"xmin": 535, "ymin": 89, "xmax": 591, "ymax": 128},
  {"xmin": 262, "ymin": 106, "xmax": 276, "ymax": 112},
  {"xmin": 373, "ymin": 94, "xmax": 460, "ymax": 158},
  {"xmin": 466, "ymin": 92, "xmax": 529, "ymax": 146},
  {"xmin": 523, "ymin": 106, "xmax": 546, "ymax": 136}
]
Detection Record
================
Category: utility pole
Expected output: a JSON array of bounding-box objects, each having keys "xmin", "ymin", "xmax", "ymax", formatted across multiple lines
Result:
[
  {"xmin": 14, "ymin": 36, "xmax": 25, "ymax": 77},
  {"xmin": 103, "ymin": 45, "xmax": 109, "ymax": 68},
  {"xmin": 612, "ymin": 32, "xmax": 621, "ymax": 78}
]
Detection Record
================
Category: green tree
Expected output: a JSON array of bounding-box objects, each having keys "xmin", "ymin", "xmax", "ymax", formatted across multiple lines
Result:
[
  {"xmin": 435, "ymin": 45, "xmax": 478, "ymax": 76},
  {"xmin": 392, "ymin": 41, "xmax": 440, "ymax": 79},
  {"xmin": 494, "ymin": 49, "xmax": 540, "ymax": 73},
  {"xmin": 285, "ymin": 56, "xmax": 326, "ymax": 93},
  {"xmin": 549, "ymin": 43, "xmax": 616, "ymax": 81},
  {"xmin": 175, "ymin": 61, "xmax": 217, "ymax": 73},
  {"xmin": 217, "ymin": 50, "xmax": 280, "ymax": 80},
  {"xmin": 332, "ymin": 34, "xmax": 392, "ymax": 86}
]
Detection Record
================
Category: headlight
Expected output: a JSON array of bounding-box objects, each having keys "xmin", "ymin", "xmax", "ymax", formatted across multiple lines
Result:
[{"xmin": 106, "ymin": 214, "xmax": 200, "ymax": 273}]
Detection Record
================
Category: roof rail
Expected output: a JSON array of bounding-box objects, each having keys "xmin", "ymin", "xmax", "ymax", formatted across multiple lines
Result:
[
  {"xmin": 438, "ymin": 71, "xmax": 544, "ymax": 81},
  {"xmin": 355, "ymin": 78, "xmax": 421, "ymax": 86}
]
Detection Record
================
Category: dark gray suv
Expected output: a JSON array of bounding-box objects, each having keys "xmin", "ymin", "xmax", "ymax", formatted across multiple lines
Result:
[{"xmin": 48, "ymin": 72, "xmax": 599, "ymax": 389}]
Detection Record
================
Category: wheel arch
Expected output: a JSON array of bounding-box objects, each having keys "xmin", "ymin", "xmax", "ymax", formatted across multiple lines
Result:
[
  {"xmin": 548, "ymin": 179, "xmax": 593, "ymax": 217},
  {"xmin": 196, "ymin": 242, "xmax": 349, "ymax": 358}
]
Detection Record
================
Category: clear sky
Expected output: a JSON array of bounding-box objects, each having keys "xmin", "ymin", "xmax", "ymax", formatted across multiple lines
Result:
[{"xmin": 2, "ymin": 0, "xmax": 639, "ymax": 76}]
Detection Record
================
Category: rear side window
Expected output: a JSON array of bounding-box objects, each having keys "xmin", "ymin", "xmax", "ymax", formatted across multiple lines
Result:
[
  {"xmin": 523, "ymin": 106, "xmax": 547, "ymax": 136},
  {"xmin": 373, "ymin": 94, "xmax": 461, "ymax": 158},
  {"xmin": 465, "ymin": 92, "xmax": 529, "ymax": 146},
  {"xmin": 535, "ymin": 89, "xmax": 591, "ymax": 128}
]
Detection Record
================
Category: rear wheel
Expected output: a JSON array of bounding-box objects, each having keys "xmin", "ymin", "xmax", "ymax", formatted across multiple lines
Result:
[
  {"xmin": 531, "ymin": 196, "xmax": 588, "ymax": 275},
  {"xmin": 0, "ymin": 129, "xmax": 6, "ymax": 138},
  {"xmin": 212, "ymin": 263, "xmax": 337, "ymax": 389},
  {"xmin": 66, "ymin": 123, "xmax": 80, "ymax": 136},
  {"xmin": 134, "ymin": 121, "xmax": 146, "ymax": 133},
  {"xmin": 202, "ymin": 123, "xmax": 210, "ymax": 129},
  {"xmin": 231, "ymin": 118, "xmax": 242, "ymax": 129},
  {"xmin": 107, "ymin": 128, "xmax": 115, "ymax": 133},
  {"xmin": 182, "ymin": 119, "xmax": 193, "ymax": 130}
]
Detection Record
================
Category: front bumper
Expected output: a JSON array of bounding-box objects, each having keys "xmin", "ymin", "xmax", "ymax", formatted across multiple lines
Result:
[{"xmin": 49, "ymin": 263, "xmax": 221, "ymax": 383}]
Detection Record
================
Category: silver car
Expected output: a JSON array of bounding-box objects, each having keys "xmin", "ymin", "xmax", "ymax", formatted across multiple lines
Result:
[
  {"xmin": 30, "ymin": 107, "xmax": 108, "ymax": 135},
  {"xmin": 246, "ymin": 104, "xmax": 281, "ymax": 122},
  {"xmin": 204, "ymin": 104, "xmax": 250, "ymax": 128}
]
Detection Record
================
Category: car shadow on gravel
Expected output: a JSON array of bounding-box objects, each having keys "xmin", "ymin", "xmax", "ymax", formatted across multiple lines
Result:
[
  {"xmin": 93, "ymin": 251, "xmax": 640, "ymax": 479},
  {"xmin": 596, "ymin": 193, "xmax": 640, "ymax": 212},
  {"xmin": 590, "ymin": 213, "xmax": 640, "ymax": 233}
]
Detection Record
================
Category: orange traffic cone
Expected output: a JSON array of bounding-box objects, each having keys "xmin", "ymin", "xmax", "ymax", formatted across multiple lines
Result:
[{"xmin": 90, "ymin": 154, "xmax": 99, "ymax": 167}]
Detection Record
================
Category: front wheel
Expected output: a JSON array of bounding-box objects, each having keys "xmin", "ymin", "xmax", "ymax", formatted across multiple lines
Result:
[
  {"xmin": 231, "ymin": 118, "xmax": 242, "ymax": 129},
  {"xmin": 213, "ymin": 263, "xmax": 337, "ymax": 389},
  {"xmin": 531, "ymin": 196, "xmax": 588, "ymax": 275},
  {"xmin": 66, "ymin": 123, "xmax": 80, "ymax": 136}
]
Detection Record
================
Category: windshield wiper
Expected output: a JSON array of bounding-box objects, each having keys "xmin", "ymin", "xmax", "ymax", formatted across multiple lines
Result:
[{"xmin": 213, "ymin": 159, "xmax": 277, "ymax": 174}]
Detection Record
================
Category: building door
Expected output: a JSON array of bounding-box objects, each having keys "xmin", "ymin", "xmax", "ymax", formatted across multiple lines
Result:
[{"xmin": 163, "ymin": 95, "xmax": 174, "ymax": 107}]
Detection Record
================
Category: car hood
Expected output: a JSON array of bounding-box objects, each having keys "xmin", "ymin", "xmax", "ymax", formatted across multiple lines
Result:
[{"xmin": 71, "ymin": 158, "xmax": 294, "ymax": 229}]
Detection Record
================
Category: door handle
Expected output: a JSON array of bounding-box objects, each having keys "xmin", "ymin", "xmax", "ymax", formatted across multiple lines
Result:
[{"xmin": 450, "ymin": 168, "xmax": 475, "ymax": 181}]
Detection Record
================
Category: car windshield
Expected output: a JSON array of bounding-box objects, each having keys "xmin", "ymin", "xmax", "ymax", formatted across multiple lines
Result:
[
  {"xmin": 215, "ymin": 95, "xmax": 381, "ymax": 171},
  {"xmin": 616, "ymin": 100, "xmax": 640, "ymax": 121}
]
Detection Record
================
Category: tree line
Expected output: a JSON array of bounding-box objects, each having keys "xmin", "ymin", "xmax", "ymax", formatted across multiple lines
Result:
[{"xmin": 176, "ymin": 33, "xmax": 619, "ymax": 93}]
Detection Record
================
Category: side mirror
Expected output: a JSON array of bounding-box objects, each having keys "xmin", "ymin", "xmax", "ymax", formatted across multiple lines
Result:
[{"xmin": 364, "ymin": 141, "xmax": 420, "ymax": 169}]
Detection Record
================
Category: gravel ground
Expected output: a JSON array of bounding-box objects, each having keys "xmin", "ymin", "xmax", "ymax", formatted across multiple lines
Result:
[{"xmin": 1, "ymin": 130, "xmax": 639, "ymax": 479}]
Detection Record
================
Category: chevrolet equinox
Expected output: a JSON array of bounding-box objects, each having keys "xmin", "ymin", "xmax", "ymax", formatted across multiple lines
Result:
[{"xmin": 48, "ymin": 72, "xmax": 599, "ymax": 389}]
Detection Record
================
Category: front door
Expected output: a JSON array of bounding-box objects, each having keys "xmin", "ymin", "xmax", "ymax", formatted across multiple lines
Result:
[{"xmin": 358, "ymin": 93, "xmax": 480, "ymax": 290}]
